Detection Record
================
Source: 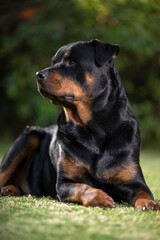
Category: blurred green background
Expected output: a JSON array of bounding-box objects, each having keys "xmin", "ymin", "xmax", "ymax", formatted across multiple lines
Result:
[{"xmin": 0, "ymin": 0, "xmax": 160, "ymax": 148}]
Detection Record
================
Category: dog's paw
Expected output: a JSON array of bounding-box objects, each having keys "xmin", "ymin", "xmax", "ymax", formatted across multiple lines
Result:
[
  {"xmin": 0, "ymin": 185, "xmax": 21, "ymax": 196},
  {"xmin": 135, "ymin": 199, "xmax": 160, "ymax": 211},
  {"xmin": 83, "ymin": 189, "xmax": 116, "ymax": 209}
]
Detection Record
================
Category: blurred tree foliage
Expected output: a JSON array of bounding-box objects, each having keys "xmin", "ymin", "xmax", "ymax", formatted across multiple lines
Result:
[{"xmin": 0, "ymin": 0, "xmax": 160, "ymax": 147}]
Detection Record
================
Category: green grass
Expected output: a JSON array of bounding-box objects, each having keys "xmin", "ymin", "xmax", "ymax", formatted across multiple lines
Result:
[{"xmin": 0, "ymin": 150, "xmax": 160, "ymax": 240}]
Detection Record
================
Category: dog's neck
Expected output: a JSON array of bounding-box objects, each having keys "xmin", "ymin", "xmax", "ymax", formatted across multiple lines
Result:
[
  {"xmin": 63, "ymin": 101, "xmax": 92, "ymax": 127},
  {"xmin": 62, "ymin": 68, "xmax": 128, "ymax": 128},
  {"xmin": 56, "ymin": 67, "xmax": 137, "ymax": 161},
  {"xmin": 58, "ymin": 97, "xmax": 135, "ymax": 161},
  {"xmin": 58, "ymin": 100, "xmax": 129, "ymax": 157},
  {"xmin": 62, "ymin": 93, "xmax": 93, "ymax": 127}
]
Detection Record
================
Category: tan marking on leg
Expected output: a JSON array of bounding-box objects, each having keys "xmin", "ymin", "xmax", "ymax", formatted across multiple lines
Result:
[
  {"xmin": 66, "ymin": 183, "xmax": 116, "ymax": 208},
  {"xmin": 60, "ymin": 156, "xmax": 89, "ymax": 180},
  {"xmin": 0, "ymin": 136, "xmax": 39, "ymax": 188},
  {"xmin": 97, "ymin": 162, "xmax": 137, "ymax": 183},
  {"xmin": 0, "ymin": 185, "xmax": 21, "ymax": 196},
  {"xmin": 12, "ymin": 136, "xmax": 40, "ymax": 194},
  {"xmin": 132, "ymin": 191, "xmax": 151, "ymax": 207},
  {"xmin": 132, "ymin": 190, "xmax": 160, "ymax": 211}
]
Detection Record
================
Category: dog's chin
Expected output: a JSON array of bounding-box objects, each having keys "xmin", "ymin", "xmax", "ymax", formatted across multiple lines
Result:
[
  {"xmin": 38, "ymin": 87, "xmax": 61, "ymax": 105},
  {"xmin": 37, "ymin": 85, "xmax": 75, "ymax": 106}
]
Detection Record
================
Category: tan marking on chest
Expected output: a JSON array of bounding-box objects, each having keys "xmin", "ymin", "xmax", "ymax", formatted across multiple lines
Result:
[
  {"xmin": 63, "ymin": 98, "xmax": 92, "ymax": 126},
  {"xmin": 97, "ymin": 162, "xmax": 137, "ymax": 183},
  {"xmin": 60, "ymin": 157, "xmax": 89, "ymax": 180}
]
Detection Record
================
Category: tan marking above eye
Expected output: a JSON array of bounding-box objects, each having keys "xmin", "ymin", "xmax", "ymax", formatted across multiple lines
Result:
[
  {"xmin": 64, "ymin": 52, "xmax": 70, "ymax": 58},
  {"xmin": 85, "ymin": 72, "xmax": 94, "ymax": 86}
]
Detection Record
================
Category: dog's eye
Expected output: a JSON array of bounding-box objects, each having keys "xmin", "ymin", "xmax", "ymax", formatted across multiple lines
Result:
[{"xmin": 66, "ymin": 58, "xmax": 76, "ymax": 67}]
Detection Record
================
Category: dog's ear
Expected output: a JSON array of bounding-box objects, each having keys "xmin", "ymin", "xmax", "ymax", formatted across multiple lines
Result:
[{"xmin": 90, "ymin": 39, "xmax": 120, "ymax": 66}]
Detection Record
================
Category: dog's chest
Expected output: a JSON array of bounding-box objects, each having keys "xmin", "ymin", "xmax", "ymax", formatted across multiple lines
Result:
[{"xmin": 60, "ymin": 156, "xmax": 91, "ymax": 180}]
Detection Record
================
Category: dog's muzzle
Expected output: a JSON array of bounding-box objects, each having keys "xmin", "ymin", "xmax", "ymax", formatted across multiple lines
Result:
[{"xmin": 36, "ymin": 70, "xmax": 48, "ymax": 83}]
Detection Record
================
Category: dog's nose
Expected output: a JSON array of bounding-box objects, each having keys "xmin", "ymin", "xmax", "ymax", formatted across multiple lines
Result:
[{"xmin": 36, "ymin": 70, "xmax": 48, "ymax": 81}]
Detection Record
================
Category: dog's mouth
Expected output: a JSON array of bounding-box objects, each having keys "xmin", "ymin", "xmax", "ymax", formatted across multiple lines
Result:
[{"xmin": 37, "ymin": 84, "xmax": 75, "ymax": 105}]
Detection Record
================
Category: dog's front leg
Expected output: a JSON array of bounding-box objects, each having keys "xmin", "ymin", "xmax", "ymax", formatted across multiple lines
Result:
[
  {"xmin": 113, "ymin": 181, "xmax": 160, "ymax": 211},
  {"xmin": 57, "ymin": 182, "xmax": 116, "ymax": 209},
  {"xmin": 131, "ymin": 190, "xmax": 160, "ymax": 211}
]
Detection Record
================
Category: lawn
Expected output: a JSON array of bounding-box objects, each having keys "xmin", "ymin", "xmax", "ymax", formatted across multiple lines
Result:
[{"xmin": 0, "ymin": 149, "xmax": 160, "ymax": 240}]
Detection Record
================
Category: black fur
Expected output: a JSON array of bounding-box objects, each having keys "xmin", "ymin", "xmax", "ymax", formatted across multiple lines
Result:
[{"xmin": 0, "ymin": 39, "xmax": 157, "ymax": 210}]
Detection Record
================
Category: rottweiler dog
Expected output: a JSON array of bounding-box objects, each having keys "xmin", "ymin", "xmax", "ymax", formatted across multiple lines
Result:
[{"xmin": 0, "ymin": 39, "xmax": 160, "ymax": 211}]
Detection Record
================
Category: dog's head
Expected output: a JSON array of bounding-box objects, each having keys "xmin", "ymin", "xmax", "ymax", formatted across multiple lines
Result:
[{"xmin": 36, "ymin": 39, "xmax": 119, "ymax": 126}]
